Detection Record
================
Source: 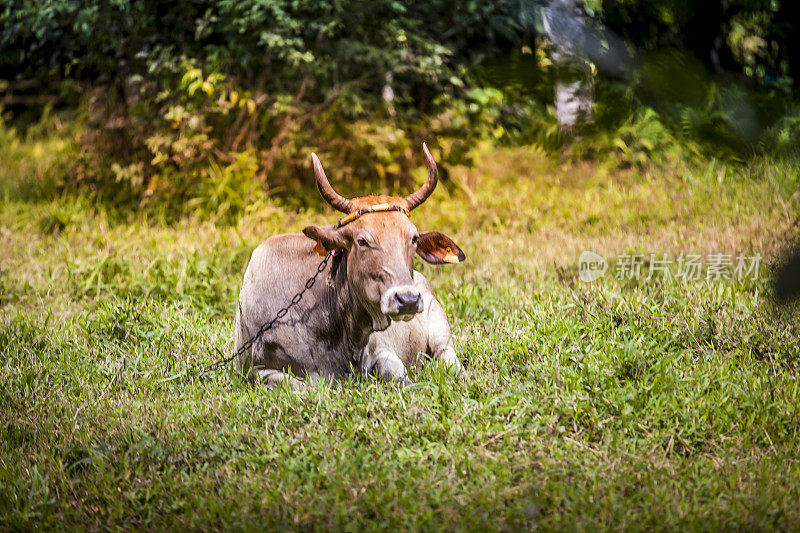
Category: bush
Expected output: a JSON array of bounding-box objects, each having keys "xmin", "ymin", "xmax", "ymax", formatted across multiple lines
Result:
[
  {"xmin": 1, "ymin": 1, "xmax": 527, "ymax": 216},
  {"xmin": 2, "ymin": 0, "xmax": 799, "ymax": 219}
]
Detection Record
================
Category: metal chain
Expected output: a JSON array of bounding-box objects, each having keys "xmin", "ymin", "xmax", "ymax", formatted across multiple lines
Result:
[{"xmin": 195, "ymin": 251, "xmax": 333, "ymax": 376}]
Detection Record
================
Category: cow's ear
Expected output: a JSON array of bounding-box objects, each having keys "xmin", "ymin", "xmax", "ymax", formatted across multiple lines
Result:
[
  {"xmin": 303, "ymin": 224, "xmax": 346, "ymax": 257},
  {"xmin": 416, "ymin": 231, "xmax": 465, "ymax": 265}
]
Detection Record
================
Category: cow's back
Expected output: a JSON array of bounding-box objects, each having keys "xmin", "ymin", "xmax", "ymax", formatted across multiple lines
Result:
[{"xmin": 235, "ymin": 233, "xmax": 334, "ymax": 379}]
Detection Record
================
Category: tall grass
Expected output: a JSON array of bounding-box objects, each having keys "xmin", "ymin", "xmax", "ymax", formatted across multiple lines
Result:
[{"xmin": 2, "ymin": 124, "xmax": 800, "ymax": 529}]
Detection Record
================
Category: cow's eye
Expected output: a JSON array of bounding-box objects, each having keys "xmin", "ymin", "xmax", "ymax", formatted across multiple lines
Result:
[
  {"xmin": 357, "ymin": 238, "xmax": 370, "ymax": 248},
  {"xmin": 411, "ymin": 234, "xmax": 419, "ymax": 245}
]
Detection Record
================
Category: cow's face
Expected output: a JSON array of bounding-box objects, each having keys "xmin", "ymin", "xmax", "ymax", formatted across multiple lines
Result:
[{"xmin": 303, "ymin": 144, "xmax": 465, "ymax": 330}]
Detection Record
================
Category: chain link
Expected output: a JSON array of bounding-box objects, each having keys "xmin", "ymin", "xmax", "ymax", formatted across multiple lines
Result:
[{"xmin": 195, "ymin": 252, "xmax": 333, "ymax": 376}]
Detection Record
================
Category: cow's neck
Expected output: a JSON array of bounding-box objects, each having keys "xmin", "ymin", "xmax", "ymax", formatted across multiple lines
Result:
[{"xmin": 321, "ymin": 252, "xmax": 385, "ymax": 357}]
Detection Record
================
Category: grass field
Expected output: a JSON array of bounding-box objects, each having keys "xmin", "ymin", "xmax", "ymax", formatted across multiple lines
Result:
[{"xmin": 2, "ymin": 141, "xmax": 800, "ymax": 530}]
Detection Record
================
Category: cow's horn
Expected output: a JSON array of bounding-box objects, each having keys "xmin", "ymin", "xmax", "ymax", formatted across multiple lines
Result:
[
  {"xmin": 404, "ymin": 142, "xmax": 438, "ymax": 211},
  {"xmin": 311, "ymin": 153, "xmax": 354, "ymax": 213}
]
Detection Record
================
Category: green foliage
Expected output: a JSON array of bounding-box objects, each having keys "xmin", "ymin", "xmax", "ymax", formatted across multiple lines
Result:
[
  {"xmin": 1, "ymin": 0, "xmax": 528, "ymax": 218},
  {"xmin": 0, "ymin": 109, "xmax": 75, "ymax": 202},
  {"xmin": 2, "ymin": 0, "xmax": 800, "ymax": 219},
  {"xmin": 593, "ymin": 0, "xmax": 795, "ymax": 84},
  {"xmin": 576, "ymin": 1, "xmax": 799, "ymax": 167},
  {"xmin": 760, "ymin": 104, "xmax": 800, "ymax": 157}
]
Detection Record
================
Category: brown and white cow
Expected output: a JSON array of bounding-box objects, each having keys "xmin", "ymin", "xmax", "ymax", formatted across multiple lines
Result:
[{"xmin": 234, "ymin": 144, "xmax": 465, "ymax": 387}]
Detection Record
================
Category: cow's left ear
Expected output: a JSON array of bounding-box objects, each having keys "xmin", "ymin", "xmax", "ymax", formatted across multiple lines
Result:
[
  {"xmin": 416, "ymin": 231, "xmax": 466, "ymax": 265},
  {"xmin": 303, "ymin": 224, "xmax": 346, "ymax": 257}
]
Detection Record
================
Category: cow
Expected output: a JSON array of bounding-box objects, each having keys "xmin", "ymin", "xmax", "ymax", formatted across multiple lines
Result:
[{"xmin": 233, "ymin": 143, "xmax": 465, "ymax": 387}]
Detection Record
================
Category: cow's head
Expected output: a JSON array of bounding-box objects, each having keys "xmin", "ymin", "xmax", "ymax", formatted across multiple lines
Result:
[{"xmin": 303, "ymin": 143, "xmax": 465, "ymax": 330}]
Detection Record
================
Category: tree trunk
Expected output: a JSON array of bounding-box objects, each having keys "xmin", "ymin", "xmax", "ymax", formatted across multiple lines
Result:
[{"xmin": 543, "ymin": 0, "xmax": 594, "ymax": 133}]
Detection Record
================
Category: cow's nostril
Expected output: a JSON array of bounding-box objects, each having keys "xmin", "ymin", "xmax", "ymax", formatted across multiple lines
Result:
[
  {"xmin": 382, "ymin": 287, "xmax": 424, "ymax": 316},
  {"xmin": 394, "ymin": 291, "xmax": 421, "ymax": 311}
]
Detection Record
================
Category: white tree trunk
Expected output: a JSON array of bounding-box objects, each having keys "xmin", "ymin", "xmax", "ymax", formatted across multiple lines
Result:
[{"xmin": 543, "ymin": 0, "xmax": 594, "ymax": 132}]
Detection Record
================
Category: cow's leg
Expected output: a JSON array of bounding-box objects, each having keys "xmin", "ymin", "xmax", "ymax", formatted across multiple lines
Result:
[
  {"xmin": 433, "ymin": 343, "xmax": 462, "ymax": 371},
  {"xmin": 367, "ymin": 349, "xmax": 410, "ymax": 385},
  {"xmin": 426, "ymin": 298, "xmax": 464, "ymax": 376},
  {"xmin": 255, "ymin": 369, "xmax": 307, "ymax": 390}
]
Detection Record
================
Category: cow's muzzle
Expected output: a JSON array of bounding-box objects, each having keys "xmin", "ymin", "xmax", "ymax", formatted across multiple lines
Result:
[{"xmin": 381, "ymin": 286, "xmax": 424, "ymax": 320}]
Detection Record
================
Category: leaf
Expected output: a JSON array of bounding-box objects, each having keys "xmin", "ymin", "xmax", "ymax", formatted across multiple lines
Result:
[
  {"xmin": 187, "ymin": 79, "xmax": 203, "ymax": 96},
  {"xmin": 613, "ymin": 138, "xmax": 630, "ymax": 153},
  {"xmin": 151, "ymin": 152, "xmax": 168, "ymax": 166},
  {"xmin": 181, "ymin": 68, "xmax": 201, "ymax": 86}
]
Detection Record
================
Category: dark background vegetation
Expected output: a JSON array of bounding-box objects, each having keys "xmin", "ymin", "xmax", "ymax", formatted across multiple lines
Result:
[{"xmin": 2, "ymin": 0, "xmax": 800, "ymax": 218}]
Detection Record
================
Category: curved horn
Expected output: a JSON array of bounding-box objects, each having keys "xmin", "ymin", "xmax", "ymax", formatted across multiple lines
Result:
[
  {"xmin": 404, "ymin": 142, "xmax": 439, "ymax": 211},
  {"xmin": 311, "ymin": 153, "xmax": 354, "ymax": 213}
]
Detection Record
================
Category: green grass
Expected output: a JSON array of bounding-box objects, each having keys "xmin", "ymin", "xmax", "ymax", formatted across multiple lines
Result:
[{"xmin": 2, "ymin": 139, "xmax": 800, "ymax": 530}]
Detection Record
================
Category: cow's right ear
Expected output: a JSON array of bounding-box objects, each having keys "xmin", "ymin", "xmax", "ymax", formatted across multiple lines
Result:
[
  {"xmin": 303, "ymin": 224, "xmax": 346, "ymax": 256},
  {"xmin": 416, "ymin": 231, "xmax": 466, "ymax": 265}
]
